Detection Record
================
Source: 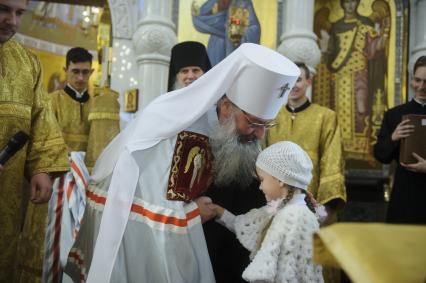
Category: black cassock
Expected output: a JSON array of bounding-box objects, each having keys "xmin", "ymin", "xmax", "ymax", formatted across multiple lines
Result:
[
  {"xmin": 374, "ymin": 99, "xmax": 426, "ymax": 224},
  {"xmin": 203, "ymin": 179, "xmax": 266, "ymax": 283}
]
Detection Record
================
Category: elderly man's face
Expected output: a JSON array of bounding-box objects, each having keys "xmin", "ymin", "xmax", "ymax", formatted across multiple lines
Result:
[
  {"xmin": 218, "ymin": 98, "xmax": 275, "ymax": 143},
  {"xmin": 0, "ymin": 0, "xmax": 27, "ymax": 44},
  {"xmin": 210, "ymin": 97, "xmax": 276, "ymax": 187},
  {"xmin": 176, "ymin": 66, "xmax": 204, "ymax": 88}
]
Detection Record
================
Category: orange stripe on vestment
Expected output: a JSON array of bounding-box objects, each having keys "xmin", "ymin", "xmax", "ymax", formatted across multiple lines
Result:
[
  {"xmin": 86, "ymin": 190, "xmax": 106, "ymax": 205},
  {"xmin": 66, "ymin": 179, "xmax": 75, "ymax": 204},
  {"xmin": 87, "ymin": 190, "xmax": 200, "ymax": 227},
  {"xmin": 68, "ymin": 250, "xmax": 87, "ymax": 282},
  {"xmin": 68, "ymin": 250, "xmax": 84, "ymax": 266},
  {"xmin": 70, "ymin": 160, "xmax": 88, "ymax": 189},
  {"xmin": 52, "ymin": 176, "xmax": 65, "ymax": 283}
]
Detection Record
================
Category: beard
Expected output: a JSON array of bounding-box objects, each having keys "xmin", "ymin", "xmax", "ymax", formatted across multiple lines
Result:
[
  {"xmin": 172, "ymin": 79, "xmax": 185, "ymax": 91},
  {"xmin": 210, "ymin": 113, "xmax": 261, "ymax": 188}
]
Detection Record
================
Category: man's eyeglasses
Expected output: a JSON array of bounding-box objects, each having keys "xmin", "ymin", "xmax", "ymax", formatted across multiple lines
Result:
[
  {"xmin": 241, "ymin": 110, "xmax": 278, "ymax": 129},
  {"xmin": 70, "ymin": 69, "xmax": 92, "ymax": 76}
]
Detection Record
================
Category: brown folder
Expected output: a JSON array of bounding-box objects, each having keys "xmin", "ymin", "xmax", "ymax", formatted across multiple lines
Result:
[{"xmin": 399, "ymin": 114, "xmax": 426, "ymax": 164}]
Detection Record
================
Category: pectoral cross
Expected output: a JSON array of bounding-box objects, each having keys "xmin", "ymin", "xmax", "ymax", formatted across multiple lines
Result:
[{"xmin": 279, "ymin": 83, "xmax": 290, "ymax": 98}]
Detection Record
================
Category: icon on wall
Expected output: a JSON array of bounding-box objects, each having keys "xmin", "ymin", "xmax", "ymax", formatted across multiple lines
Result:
[{"xmin": 124, "ymin": 88, "xmax": 138, "ymax": 113}]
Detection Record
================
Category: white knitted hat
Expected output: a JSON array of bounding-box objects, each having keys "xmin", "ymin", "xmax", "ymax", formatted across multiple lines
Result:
[{"xmin": 256, "ymin": 141, "xmax": 313, "ymax": 190}]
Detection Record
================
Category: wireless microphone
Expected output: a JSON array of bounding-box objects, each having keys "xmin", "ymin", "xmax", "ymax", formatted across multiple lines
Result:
[{"xmin": 0, "ymin": 131, "xmax": 30, "ymax": 166}]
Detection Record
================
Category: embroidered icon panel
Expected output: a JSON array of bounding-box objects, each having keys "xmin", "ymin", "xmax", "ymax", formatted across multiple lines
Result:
[{"xmin": 167, "ymin": 131, "xmax": 213, "ymax": 202}]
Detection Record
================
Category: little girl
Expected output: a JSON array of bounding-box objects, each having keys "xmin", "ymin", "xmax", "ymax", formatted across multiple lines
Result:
[{"xmin": 209, "ymin": 141, "xmax": 325, "ymax": 283}]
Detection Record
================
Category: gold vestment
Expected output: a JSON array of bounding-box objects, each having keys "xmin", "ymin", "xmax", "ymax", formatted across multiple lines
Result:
[
  {"xmin": 0, "ymin": 39, "xmax": 69, "ymax": 282},
  {"xmin": 85, "ymin": 86, "xmax": 121, "ymax": 171},
  {"xmin": 50, "ymin": 88, "xmax": 91, "ymax": 152},
  {"xmin": 267, "ymin": 103, "xmax": 346, "ymax": 208},
  {"xmin": 17, "ymin": 87, "xmax": 120, "ymax": 282},
  {"xmin": 17, "ymin": 87, "xmax": 90, "ymax": 282}
]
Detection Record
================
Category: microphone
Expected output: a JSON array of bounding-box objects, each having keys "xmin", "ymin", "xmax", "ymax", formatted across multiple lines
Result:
[{"xmin": 0, "ymin": 131, "xmax": 30, "ymax": 166}]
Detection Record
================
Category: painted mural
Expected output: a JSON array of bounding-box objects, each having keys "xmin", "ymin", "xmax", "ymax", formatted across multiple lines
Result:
[
  {"xmin": 313, "ymin": 0, "xmax": 394, "ymax": 167},
  {"xmin": 178, "ymin": 0, "xmax": 277, "ymax": 61}
]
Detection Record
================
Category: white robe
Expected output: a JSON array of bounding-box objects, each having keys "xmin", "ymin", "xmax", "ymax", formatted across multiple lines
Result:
[{"xmin": 64, "ymin": 113, "xmax": 216, "ymax": 283}]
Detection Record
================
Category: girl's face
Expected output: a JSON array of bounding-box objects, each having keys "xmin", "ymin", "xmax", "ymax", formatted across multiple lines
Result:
[{"xmin": 256, "ymin": 167, "xmax": 287, "ymax": 202}]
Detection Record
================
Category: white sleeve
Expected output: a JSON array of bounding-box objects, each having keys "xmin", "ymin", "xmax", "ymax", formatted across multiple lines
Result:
[
  {"xmin": 215, "ymin": 209, "xmax": 236, "ymax": 233},
  {"xmin": 235, "ymin": 207, "xmax": 272, "ymax": 253}
]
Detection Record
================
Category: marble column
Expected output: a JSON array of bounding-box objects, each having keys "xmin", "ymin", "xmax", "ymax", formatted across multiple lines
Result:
[
  {"xmin": 409, "ymin": 0, "xmax": 426, "ymax": 66},
  {"xmin": 132, "ymin": 0, "xmax": 176, "ymax": 110},
  {"xmin": 277, "ymin": 0, "xmax": 321, "ymax": 74},
  {"xmin": 276, "ymin": 0, "xmax": 321, "ymax": 100}
]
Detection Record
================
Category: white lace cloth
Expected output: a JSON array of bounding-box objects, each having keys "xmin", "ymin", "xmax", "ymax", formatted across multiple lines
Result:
[{"xmin": 217, "ymin": 194, "xmax": 324, "ymax": 283}]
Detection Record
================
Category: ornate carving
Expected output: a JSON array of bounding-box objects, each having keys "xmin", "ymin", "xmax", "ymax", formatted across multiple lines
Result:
[
  {"xmin": 108, "ymin": 0, "xmax": 133, "ymax": 39},
  {"xmin": 278, "ymin": 38, "xmax": 321, "ymax": 72},
  {"xmin": 132, "ymin": 24, "xmax": 176, "ymax": 57}
]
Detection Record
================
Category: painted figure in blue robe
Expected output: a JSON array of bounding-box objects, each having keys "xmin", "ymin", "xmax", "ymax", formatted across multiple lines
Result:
[{"xmin": 192, "ymin": 0, "xmax": 261, "ymax": 66}]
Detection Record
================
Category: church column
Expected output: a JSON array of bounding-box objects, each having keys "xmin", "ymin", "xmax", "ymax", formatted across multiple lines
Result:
[
  {"xmin": 410, "ymin": 0, "xmax": 426, "ymax": 60},
  {"xmin": 132, "ymin": 0, "xmax": 176, "ymax": 111},
  {"xmin": 277, "ymin": 0, "xmax": 321, "ymax": 73}
]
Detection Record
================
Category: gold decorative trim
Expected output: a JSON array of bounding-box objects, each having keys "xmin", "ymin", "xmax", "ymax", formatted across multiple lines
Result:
[
  {"xmin": 167, "ymin": 131, "xmax": 213, "ymax": 202},
  {"xmin": 32, "ymin": 137, "xmax": 69, "ymax": 148},
  {"xmin": 88, "ymin": 112, "xmax": 119, "ymax": 121},
  {"xmin": 61, "ymin": 133, "xmax": 88, "ymax": 143},
  {"xmin": 320, "ymin": 173, "xmax": 345, "ymax": 185},
  {"xmin": 0, "ymin": 103, "xmax": 31, "ymax": 120}
]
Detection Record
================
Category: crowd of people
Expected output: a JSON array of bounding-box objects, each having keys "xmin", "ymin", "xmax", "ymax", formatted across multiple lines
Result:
[{"xmin": 1, "ymin": 0, "xmax": 426, "ymax": 282}]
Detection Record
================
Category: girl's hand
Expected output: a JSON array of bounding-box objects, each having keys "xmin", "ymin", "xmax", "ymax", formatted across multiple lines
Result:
[{"xmin": 208, "ymin": 203, "xmax": 225, "ymax": 217}]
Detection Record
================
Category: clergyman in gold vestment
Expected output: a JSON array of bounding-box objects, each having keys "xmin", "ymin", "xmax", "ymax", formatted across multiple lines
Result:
[
  {"xmin": 267, "ymin": 63, "xmax": 346, "ymax": 283},
  {"xmin": 50, "ymin": 47, "xmax": 120, "ymax": 170},
  {"xmin": 0, "ymin": 0, "xmax": 69, "ymax": 282},
  {"xmin": 18, "ymin": 47, "xmax": 120, "ymax": 281},
  {"xmin": 50, "ymin": 47, "xmax": 94, "ymax": 154}
]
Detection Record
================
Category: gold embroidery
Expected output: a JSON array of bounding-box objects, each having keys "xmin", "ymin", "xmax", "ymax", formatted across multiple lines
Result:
[
  {"xmin": 50, "ymin": 89, "xmax": 91, "ymax": 152},
  {"xmin": 62, "ymin": 133, "xmax": 89, "ymax": 143},
  {"xmin": 0, "ymin": 40, "xmax": 69, "ymax": 280},
  {"xmin": 88, "ymin": 112, "xmax": 119, "ymax": 121},
  {"xmin": 0, "ymin": 103, "xmax": 31, "ymax": 120},
  {"xmin": 31, "ymin": 136, "xmax": 70, "ymax": 149},
  {"xmin": 227, "ymin": 5, "xmax": 250, "ymax": 46},
  {"xmin": 331, "ymin": 27, "xmax": 357, "ymax": 70},
  {"xmin": 167, "ymin": 131, "xmax": 213, "ymax": 202}
]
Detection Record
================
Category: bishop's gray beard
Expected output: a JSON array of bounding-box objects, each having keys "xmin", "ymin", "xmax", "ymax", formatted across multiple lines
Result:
[{"xmin": 210, "ymin": 114, "xmax": 261, "ymax": 188}]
